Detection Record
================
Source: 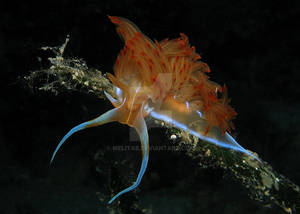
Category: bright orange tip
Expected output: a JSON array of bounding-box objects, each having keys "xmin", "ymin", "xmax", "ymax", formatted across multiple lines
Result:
[{"xmin": 108, "ymin": 15, "xmax": 121, "ymax": 24}]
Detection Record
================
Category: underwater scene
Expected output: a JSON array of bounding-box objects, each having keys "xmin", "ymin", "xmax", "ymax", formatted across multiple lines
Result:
[{"xmin": 1, "ymin": 0, "xmax": 299, "ymax": 213}]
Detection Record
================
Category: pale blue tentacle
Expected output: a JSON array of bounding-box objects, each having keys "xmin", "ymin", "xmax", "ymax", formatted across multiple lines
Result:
[
  {"xmin": 50, "ymin": 107, "xmax": 121, "ymax": 164},
  {"xmin": 108, "ymin": 115, "xmax": 149, "ymax": 204},
  {"xmin": 104, "ymin": 91, "xmax": 118, "ymax": 104},
  {"xmin": 104, "ymin": 90, "xmax": 122, "ymax": 107}
]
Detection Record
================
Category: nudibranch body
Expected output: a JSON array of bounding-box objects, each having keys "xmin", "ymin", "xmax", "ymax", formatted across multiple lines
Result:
[{"xmin": 50, "ymin": 16, "xmax": 259, "ymax": 204}]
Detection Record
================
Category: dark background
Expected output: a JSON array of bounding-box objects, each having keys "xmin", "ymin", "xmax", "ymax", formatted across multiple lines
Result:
[{"xmin": 0, "ymin": 0, "xmax": 299, "ymax": 213}]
